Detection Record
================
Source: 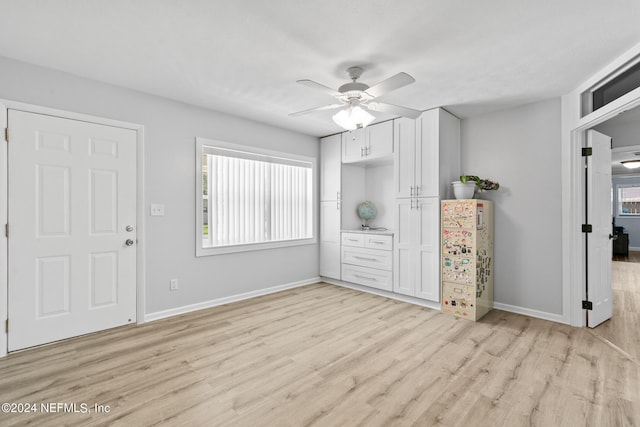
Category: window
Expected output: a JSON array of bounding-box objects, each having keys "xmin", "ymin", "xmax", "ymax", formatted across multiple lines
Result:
[
  {"xmin": 617, "ymin": 184, "xmax": 640, "ymax": 216},
  {"xmin": 196, "ymin": 137, "xmax": 315, "ymax": 256},
  {"xmin": 581, "ymin": 56, "xmax": 640, "ymax": 117}
]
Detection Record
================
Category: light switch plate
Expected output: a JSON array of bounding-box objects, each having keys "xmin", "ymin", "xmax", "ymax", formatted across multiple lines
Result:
[{"xmin": 150, "ymin": 204, "xmax": 165, "ymax": 216}]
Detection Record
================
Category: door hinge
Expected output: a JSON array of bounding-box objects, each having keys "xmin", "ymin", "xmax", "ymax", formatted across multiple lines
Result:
[
  {"xmin": 582, "ymin": 147, "xmax": 592, "ymax": 156},
  {"xmin": 582, "ymin": 224, "xmax": 592, "ymax": 233},
  {"xmin": 5, "ymin": 319, "xmax": 7, "ymax": 333},
  {"xmin": 582, "ymin": 300, "xmax": 593, "ymax": 310},
  {"xmin": 4, "ymin": 224, "xmax": 7, "ymax": 238}
]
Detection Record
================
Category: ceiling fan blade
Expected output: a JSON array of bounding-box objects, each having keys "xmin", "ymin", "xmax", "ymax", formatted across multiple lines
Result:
[
  {"xmin": 289, "ymin": 103, "xmax": 344, "ymax": 117},
  {"xmin": 365, "ymin": 72, "xmax": 416, "ymax": 98},
  {"xmin": 366, "ymin": 102, "xmax": 422, "ymax": 119},
  {"xmin": 297, "ymin": 79, "xmax": 341, "ymax": 97}
]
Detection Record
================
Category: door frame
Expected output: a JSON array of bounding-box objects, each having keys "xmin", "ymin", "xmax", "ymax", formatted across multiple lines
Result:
[
  {"xmin": 0, "ymin": 100, "xmax": 146, "ymax": 357},
  {"xmin": 562, "ymin": 41, "xmax": 640, "ymax": 327}
]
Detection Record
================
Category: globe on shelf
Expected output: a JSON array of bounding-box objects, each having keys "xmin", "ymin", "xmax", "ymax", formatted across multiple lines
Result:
[{"xmin": 357, "ymin": 201, "xmax": 377, "ymax": 230}]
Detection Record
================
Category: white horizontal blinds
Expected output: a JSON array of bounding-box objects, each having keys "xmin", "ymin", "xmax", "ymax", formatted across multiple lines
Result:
[{"xmin": 204, "ymin": 147, "xmax": 312, "ymax": 247}]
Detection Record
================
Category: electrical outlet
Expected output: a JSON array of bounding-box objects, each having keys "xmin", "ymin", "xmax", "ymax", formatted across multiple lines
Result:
[
  {"xmin": 150, "ymin": 204, "xmax": 165, "ymax": 216},
  {"xmin": 170, "ymin": 279, "xmax": 178, "ymax": 291}
]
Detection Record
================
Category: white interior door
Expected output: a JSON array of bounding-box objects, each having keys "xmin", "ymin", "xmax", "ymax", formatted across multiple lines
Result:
[
  {"xmin": 8, "ymin": 110, "xmax": 137, "ymax": 351},
  {"xmin": 586, "ymin": 129, "xmax": 613, "ymax": 328}
]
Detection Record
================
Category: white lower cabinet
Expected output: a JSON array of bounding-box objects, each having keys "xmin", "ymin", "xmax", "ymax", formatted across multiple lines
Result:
[
  {"xmin": 393, "ymin": 198, "xmax": 440, "ymax": 301},
  {"xmin": 342, "ymin": 264, "xmax": 393, "ymax": 291},
  {"xmin": 341, "ymin": 232, "xmax": 393, "ymax": 291}
]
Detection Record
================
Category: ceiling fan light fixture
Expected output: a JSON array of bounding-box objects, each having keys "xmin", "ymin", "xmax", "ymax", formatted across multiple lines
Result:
[
  {"xmin": 621, "ymin": 160, "xmax": 640, "ymax": 169},
  {"xmin": 332, "ymin": 106, "xmax": 375, "ymax": 130}
]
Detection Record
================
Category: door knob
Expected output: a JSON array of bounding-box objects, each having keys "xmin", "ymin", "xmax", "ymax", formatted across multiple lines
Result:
[
  {"xmin": 126, "ymin": 225, "xmax": 134, "ymax": 232},
  {"xmin": 125, "ymin": 239, "xmax": 135, "ymax": 246},
  {"xmin": 609, "ymin": 234, "xmax": 618, "ymax": 240}
]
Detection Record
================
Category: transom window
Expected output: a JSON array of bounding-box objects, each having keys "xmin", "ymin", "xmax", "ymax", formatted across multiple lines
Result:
[{"xmin": 196, "ymin": 137, "xmax": 315, "ymax": 256}]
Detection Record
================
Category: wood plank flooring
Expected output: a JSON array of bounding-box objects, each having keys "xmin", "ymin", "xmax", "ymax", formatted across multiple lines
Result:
[
  {"xmin": 0, "ymin": 283, "xmax": 638, "ymax": 426},
  {"xmin": 612, "ymin": 250, "xmax": 640, "ymax": 263},
  {"xmin": 591, "ymin": 259, "xmax": 640, "ymax": 362}
]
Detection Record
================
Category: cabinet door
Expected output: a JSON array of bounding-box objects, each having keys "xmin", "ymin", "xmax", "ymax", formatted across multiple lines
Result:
[
  {"xmin": 320, "ymin": 201, "xmax": 341, "ymax": 279},
  {"xmin": 320, "ymin": 134, "xmax": 341, "ymax": 201},
  {"xmin": 366, "ymin": 120, "xmax": 393, "ymax": 160},
  {"xmin": 393, "ymin": 198, "xmax": 414, "ymax": 296},
  {"xmin": 394, "ymin": 118, "xmax": 416, "ymax": 198},
  {"xmin": 342, "ymin": 128, "xmax": 365, "ymax": 163},
  {"xmin": 415, "ymin": 198, "xmax": 439, "ymax": 301},
  {"xmin": 416, "ymin": 110, "xmax": 439, "ymax": 197}
]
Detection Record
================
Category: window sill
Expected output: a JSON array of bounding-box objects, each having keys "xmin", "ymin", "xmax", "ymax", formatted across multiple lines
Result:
[{"xmin": 196, "ymin": 237, "xmax": 317, "ymax": 257}]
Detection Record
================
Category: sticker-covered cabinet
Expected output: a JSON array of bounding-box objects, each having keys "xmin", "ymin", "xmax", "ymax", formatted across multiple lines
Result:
[{"xmin": 441, "ymin": 200, "xmax": 494, "ymax": 321}]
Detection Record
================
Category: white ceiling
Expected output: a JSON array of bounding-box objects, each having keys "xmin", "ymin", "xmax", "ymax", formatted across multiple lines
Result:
[{"xmin": 1, "ymin": 1, "xmax": 640, "ymax": 137}]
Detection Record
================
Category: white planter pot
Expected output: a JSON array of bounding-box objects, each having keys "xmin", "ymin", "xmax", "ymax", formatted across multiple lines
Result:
[{"xmin": 452, "ymin": 181, "xmax": 476, "ymax": 199}]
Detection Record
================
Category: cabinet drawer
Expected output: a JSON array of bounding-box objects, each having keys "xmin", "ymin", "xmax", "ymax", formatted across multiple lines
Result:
[
  {"xmin": 342, "ymin": 233, "xmax": 365, "ymax": 247},
  {"xmin": 364, "ymin": 234, "xmax": 393, "ymax": 250},
  {"xmin": 342, "ymin": 264, "xmax": 392, "ymax": 291},
  {"xmin": 342, "ymin": 246, "xmax": 392, "ymax": 271},
  {"xmin": 441, "ymin": 282, "xmax": 475, "ymax": 319}
]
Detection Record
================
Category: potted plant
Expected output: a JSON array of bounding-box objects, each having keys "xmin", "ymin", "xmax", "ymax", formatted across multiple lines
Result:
[{"xmin": 452, "ymin": 175, "xmax": 499, "ymax": 199}]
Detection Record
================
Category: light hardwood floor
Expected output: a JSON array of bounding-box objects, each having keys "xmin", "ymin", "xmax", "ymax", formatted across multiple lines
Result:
[
  {"xmin": 1, "ymin": 283, "xmax": 638, "ymax": 426},
  {"xmin": 592, "ymin": 259, "xmax": 640, "ymax": 362}
]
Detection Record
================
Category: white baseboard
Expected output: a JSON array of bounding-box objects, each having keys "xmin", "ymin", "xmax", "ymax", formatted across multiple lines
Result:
[
  {"xmin": 323, "ymin": 277, "xmax": 568, "ymax": 325},
  {"xmin": 145, "ymin": 277, "xmax": 321, "ymax": 322},
  {"xmin": 145, "ymin": 275, "xmax": 568, "ymax": 326},
  {"xmin": 492, "ymin": 301, "xmax": 567, "ymax": 324},
  {"xmin": 321, "ymin": 278, "xmax": 442, "ymax": 311},
  {"xmin": 629, "ymin": 246, "xmax": 640, "ymax": 251}
]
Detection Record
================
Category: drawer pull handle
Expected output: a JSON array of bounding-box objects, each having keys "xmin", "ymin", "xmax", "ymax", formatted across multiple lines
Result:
[
  {"xmin": 354, "ymin": 256, "xmax": 378, "ymax": 261},
  {"xmin": 347, "ymin": 238, "xmax": 359, "ymax": 242},
  {"xmin": 370, "ymin": 241, "xmax": 384, "ymax": 244},
  {"xmin": 355, "ymin": 274, "xmax": 377, "ymax": 281}
]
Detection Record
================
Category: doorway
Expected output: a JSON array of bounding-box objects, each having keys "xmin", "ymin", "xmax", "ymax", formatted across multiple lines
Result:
[
  {"xmin": 0, "ymin": 101, "xmax": 146, "ymax": 355},
  {"xmin": 588, "ymin": 109, "xmax": 640, "ymax": 360}
]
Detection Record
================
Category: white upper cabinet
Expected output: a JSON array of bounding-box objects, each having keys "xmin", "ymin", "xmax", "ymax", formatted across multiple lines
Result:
[
  {"xmin": 342, "ymin": 127, "xmax": 366, "ymax": 162},
  {"xmin": 394, "ymin": 117, "xmax": 417, "ymax": 199},
  {"xmin": 394, "ymin": 109, "xmax": 460, "ymax": 199},
  {"xmin": 320, "ymin": 134, "xmax": 341, "ymax": 201},
  {"xmin": 367, "ymin": 120, "xmax": 394, "ymax": 160},
  {"xmin": 342, "ymin": 120, "xmax": 393, "ymax": 164}
]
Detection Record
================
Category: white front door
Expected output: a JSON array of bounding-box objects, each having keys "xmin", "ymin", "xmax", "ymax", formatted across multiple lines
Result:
[
  {"xmin": 586, "ymin": 129, "xmax": 613, "ymax": 328},
  {"xmin": 8, "ymin": 110, "xmax": 137, "ymax": 351}
]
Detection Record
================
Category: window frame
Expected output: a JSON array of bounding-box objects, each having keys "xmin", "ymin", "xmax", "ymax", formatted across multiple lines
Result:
[
  {"xmin": 616, "ymin": 182, "xmax": 640, "ymax": 217},
  {"xmin": 195, "ymin": 137, "xmax": 316, "ymax": 256}
]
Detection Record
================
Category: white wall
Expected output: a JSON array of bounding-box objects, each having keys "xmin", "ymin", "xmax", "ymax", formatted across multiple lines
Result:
[
  {"xmin": 461, "ymin": 98, "xmax": 562, "ymax": 315},
  {"xmin": 364, "ymin": 164, "xmax": 394, "ymax": 230},
  {"xmin": 0, "ymin": 56, "xmax": 319, "ymax": 316},
  {"xmin": 595, "ymin": 118, "xmax": 640, "ymax": 148},
  {"xmin": 339, "ymin": 163, "xmax": 394, "ymax": 231}
]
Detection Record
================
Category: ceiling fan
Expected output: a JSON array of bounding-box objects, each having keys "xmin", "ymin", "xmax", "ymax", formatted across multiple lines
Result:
[{"xmin": 290, "ymin": 66, "xmax": 422, "ymax": 130}]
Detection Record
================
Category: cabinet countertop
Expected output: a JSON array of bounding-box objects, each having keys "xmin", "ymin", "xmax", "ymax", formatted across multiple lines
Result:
[{"xmin": 341, "ymin": 229, "xmax": 394, "ymax": 236}]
